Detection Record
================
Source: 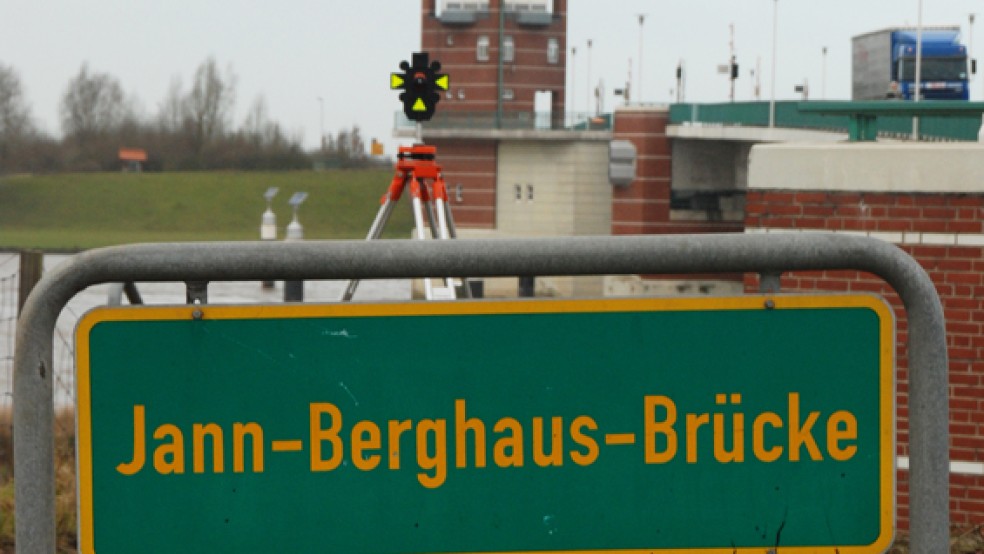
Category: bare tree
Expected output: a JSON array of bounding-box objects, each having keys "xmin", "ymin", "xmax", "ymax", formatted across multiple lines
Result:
[
  {"xmin": 157, "ymin": 76, "xmax": 187, "ymax": 134},
  {"xmin": 347, "ymin": 126, "xmax": 366, "ymax": 161},
  {"xmin": 186, "ymin": 57, "xmax": 235, "ymax": 156},
  {"xmin": 0, "ymin": 64, "xmax": 34, "ymax": 170},
  {"xmin": 0, "ymin": 64, "xmax": 31, "ymax": 137},
  {"xmin": 60, "ymin": 63, "xmax": 127, "ymax": 142},
  {"xmin": 242, "ymin": 95, "xmax": 270, "ymax": 144},
  {"xmin": 320, "ymin": 125, "xmax": 371, "ymax": 167}
]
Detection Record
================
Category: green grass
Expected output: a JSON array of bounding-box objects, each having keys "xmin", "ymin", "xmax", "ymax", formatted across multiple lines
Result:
[{"xmin": 0, "ymin": 170, "xmax": 414, "ymax": 250}]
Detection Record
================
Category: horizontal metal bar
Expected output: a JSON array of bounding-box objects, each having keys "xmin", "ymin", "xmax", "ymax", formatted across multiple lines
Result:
[
  {"xmin": 799, "ymin": 100, "xmax": 984, "ymax": 117},
  {"xmin": 14, "ymin": 234, "xmax": 948, "ymax": 553}
]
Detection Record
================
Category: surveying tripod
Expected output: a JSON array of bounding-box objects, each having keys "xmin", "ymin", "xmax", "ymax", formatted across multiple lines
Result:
[{"xmin": 341, "ymin": 144, "xmax": 470, "ymax": 301}]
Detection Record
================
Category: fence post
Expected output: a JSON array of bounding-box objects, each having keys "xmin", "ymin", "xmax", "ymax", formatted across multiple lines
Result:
[{"xmin": 17, "ymin": 250, "xmax": 43, "ymax": 318}]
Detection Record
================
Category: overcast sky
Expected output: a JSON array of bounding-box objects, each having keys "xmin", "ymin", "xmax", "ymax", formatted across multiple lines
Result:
[{"xmin": 2, "ymin": 1, "xmax": 981, "ymax": 155}]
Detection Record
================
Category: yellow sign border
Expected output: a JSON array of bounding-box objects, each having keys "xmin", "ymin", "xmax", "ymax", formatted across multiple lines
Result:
[{"xmin": 76, "ymin": 294, "xmax": 895, "ymax": 554}]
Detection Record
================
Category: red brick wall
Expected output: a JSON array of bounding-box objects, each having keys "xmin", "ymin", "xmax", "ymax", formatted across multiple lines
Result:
[
  {"xmin": 612, "ymin": 109, "xmax": 743, "ymax": 235},
  {"xmin": 745, "ymin": 189, "xmax": 984, "ymax": 530},
  {"xmin": 431, "ymin": 139, "xmax": 498, "ymax": 228},
  {"xmin": 611, "ymin": 109, "xmax": 669, "ymax": 234}
]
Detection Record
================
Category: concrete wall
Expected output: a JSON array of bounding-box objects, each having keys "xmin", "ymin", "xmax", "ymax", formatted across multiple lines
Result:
[
  {"xmin": 749, "ymin": 143, "xmax": 984, "ymax": 194},
  {"xmin": 747, "ymin": 142, "xmax": 984, "ymax": 531},
  {"xmin": 671, "ymin": 139, "xmax": 751, "ymax": 191}
]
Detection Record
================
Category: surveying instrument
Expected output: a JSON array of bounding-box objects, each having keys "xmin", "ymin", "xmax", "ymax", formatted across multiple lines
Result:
[{"xmin": 341, "ymin": 52, "xmax": 469, "ymax": 301}]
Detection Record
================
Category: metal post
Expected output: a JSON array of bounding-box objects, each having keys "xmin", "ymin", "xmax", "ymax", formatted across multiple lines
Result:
[
  {"xmin": 637, "ymin": 14, "xmax": 645, "ymax": 103},
  {"xmin": 821, "ymin": 46, "xmax": 827, "ymax": 100},
  {"xmin": 587, "ymin": 39, "xmax": 593, "ymax": 116},
  {"xmin": 317, "ymin": 97, "xmax": 325, "ymax": 151},
  {"xmin": 759, "ymin": 272, "xmax": 781, "ymax": 293},
  {"xmin": 769, "ymin": 0, "xmax": 778, "ymax": 127},
  {"xmin": 518, "ymin": 275, "xmax": 535, "ymax": 297},
  {"xmin": 496, "ymin": 0, "xmax": 505, "ymax": 130},
  {"xmin": 729, "ymin": 23, "xmax": 736, "ymax": 103},
  {"xmin": 570, "ymin": 46, "xmax": 577, "ymax": 118},
  {"xmin": 17, "ymin": 250, "xmax": 43, "ymax": 317},
  {"xmin": 972, "ymin": 14, "xmax": 978, "ymax": 101},
  {"xmin": 185, "ymin": 281, "xmax": 208, "ymax": 305},
  {"xmin": 913, "ymin": 0, "xmax": 923, "ymax": 139}
]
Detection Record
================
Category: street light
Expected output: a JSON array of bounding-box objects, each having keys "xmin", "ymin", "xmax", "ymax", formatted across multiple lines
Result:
[
  {"xmin": 637, "ymin": 14, "xmax": 646, "ymax": 103},
  {"xmin": 571, "ymin": 46, "xmax": 577, "ymax": 116},
  {"xmin": 913, "ymin": 0, "xmax": 923, "ymax": 140},
  {"xmin": 769, "ymin": 0, "xmax": 778, "ymax": 128},
  {"xmin": 587, "ymin": 39, "xmax": 593, "ymax": 116},
  {"xmin": 970, "ymin": 13, "xmax": 977, "ymax": 101},
  {"xmin": 317, "ymin": 97, "xmax": 324, "ymax": 151},
  {"xmin": 822, "ymin": 46, "xmax": 828, "ymax": 100}
]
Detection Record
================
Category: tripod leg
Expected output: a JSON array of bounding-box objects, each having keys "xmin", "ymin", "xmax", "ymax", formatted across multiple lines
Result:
[
  {"xmin": 341, "ymin": 173, "xmax": 406, "ymax": 301},
  {"xmin": 408, "ymin": 175, "xmax": 438, "ymax": 299},
  {"xmin": 432, "ymin": 177, "xmax": 469, "ymax": 297},
  {"xmin": 420, "ymin": 182, "xmax": 440, "ymax": 239}
]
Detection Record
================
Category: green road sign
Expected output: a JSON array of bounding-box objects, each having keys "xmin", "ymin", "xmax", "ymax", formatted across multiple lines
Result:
[{"xmin": 76, "ymin": 295, "xmax": 895, "ymax": 554}]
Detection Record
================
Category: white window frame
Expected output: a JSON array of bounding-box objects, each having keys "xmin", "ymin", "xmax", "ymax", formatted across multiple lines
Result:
[
  {"xmin": 547, "ymin": 38, "xmax": 559, "ymax": 65},
  {"xmin": 477, "ymin": 35, "xmax": 490, "ymax": 62},
  {"xmin": 503, "ymin": 36, "xmax": 515, "ymax": 63}
]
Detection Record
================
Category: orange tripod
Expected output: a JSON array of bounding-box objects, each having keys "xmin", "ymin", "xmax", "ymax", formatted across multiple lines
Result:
[{"xmin": 341, "ymin": 144, "xmax": 468, "ymax": 301}]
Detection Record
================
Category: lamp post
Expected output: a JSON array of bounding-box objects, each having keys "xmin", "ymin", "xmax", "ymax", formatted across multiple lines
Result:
[
  {"xmin": 317, "ymin": 97, "xmax": 324, "ymax": 151},
  {"xmin": 571, "ymin": 46, "xmax": 577, "ymax": 117},
  {"xmin": 970, "ymin": 13, "xmax": 977, "ymax": 101},
  {"xmin": 913, "ymin": 0, "xmax": 923, "ymax": 140},
  {"xmin": 637, "ymin": 14, "xmax": 646, "ymax": 103},
  {"xmin": 769, "ymin": 0, "xmax": 778, "ymax": 128},
  {"xmin": 822, "ymin": 46, "xmax": 828, "ymax": 100},
  {"xmin": 587, "ymin": 39, "xmax": 593, "ymax": 116}
]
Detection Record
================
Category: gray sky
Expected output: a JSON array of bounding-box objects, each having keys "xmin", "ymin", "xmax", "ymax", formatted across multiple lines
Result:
[{"xmin": 2, "ymin": 1, "xmax": 981, "ymax": 155}]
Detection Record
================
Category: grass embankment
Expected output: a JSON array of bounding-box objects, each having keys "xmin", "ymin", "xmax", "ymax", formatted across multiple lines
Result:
[{"xmin": 0, "ymin": 170, "xmax": 413, "ymax": 250}]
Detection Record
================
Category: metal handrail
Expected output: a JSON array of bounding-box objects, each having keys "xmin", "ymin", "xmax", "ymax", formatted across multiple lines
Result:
[{"xmin": 14, "ymin": 234, "xmax": 949, "ymax": 553}]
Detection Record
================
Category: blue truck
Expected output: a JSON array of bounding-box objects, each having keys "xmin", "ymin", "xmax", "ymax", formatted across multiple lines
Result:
[{"xmin": 852, "ymin": 27, "xmax": 970, "ymax": 100}]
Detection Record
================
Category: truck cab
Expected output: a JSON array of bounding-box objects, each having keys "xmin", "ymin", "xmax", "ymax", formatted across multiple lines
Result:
[{"xmin": 890, "ymin": 29, "xmax": 969, "ymax": 100}]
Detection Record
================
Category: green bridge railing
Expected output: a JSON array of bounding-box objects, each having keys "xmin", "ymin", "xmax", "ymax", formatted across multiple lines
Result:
[{"xmin": 669, "ymin": 101, "xmax": 984, "ymax": 142}]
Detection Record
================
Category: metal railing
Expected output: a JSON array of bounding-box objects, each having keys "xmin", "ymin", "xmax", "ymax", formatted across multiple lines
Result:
[
  {"xmin": 669, "ymin": 100, "xmax": 984, "ymax": 141},
  {"xmin": 394, "ymin": 110, "xmax": 613, "ymax": 132}
]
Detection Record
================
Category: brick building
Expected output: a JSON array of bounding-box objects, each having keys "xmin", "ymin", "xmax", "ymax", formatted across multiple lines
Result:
[{"xmin": 419, "ymin": 0, "xmax": 567, "ymax": 228}]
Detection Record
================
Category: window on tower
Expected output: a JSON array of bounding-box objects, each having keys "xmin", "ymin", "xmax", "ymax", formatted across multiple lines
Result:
[
  {"xmin": 477, "ymin": 35, "xmax": 490, "ymax": 61},
  {"xmin": 547, "ymin": 38, "xmax": 559, "ymax": 64}
]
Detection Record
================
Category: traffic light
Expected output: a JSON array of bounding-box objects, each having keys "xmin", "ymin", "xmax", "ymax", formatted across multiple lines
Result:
[{"xmin": 391, "ymin": 52, "xmax": 449, "ymax": 122}]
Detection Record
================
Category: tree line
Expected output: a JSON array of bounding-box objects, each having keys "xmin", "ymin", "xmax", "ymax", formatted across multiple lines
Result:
[{"xmin": 0, "ymin": 58, "xmax": 376, "ymax": 173}]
